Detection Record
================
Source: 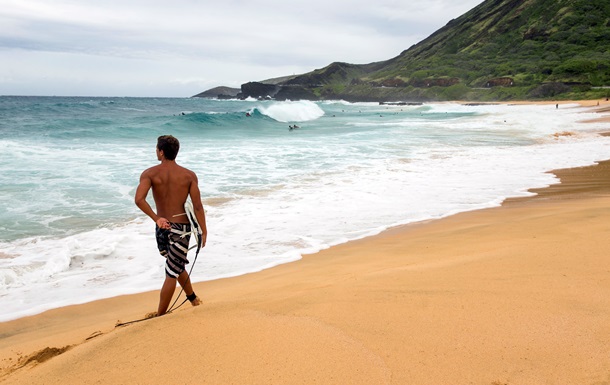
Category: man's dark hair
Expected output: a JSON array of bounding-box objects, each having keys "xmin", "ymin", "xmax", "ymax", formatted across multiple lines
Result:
[{"xmin": 157, "ymin": 135, "xmax": 180, "ymax": 160}]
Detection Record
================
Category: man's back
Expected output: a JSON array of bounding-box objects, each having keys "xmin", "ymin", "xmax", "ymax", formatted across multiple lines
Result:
[{"xmin": 147, "ymin": 162, "xmax": 194, "ymax": 224}]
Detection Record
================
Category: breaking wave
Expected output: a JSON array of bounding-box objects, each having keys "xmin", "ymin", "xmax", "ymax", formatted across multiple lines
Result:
[{"xmin": 257, "ymin": 100, "xmax": 325, "ymax": 123}]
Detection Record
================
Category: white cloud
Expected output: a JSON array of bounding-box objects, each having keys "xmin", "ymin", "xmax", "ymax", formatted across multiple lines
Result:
[{"xmin": 0, "ymin": 0, "xmax": 483, "ymax": 96}]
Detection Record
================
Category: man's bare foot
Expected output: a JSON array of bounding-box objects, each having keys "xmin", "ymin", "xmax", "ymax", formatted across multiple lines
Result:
[
  {"xmin": 190, "ymin": 296, "xmax": 202, "ymax": 306},
  {"xmin": 145, "ymin": 311, "xmax": 158, "ymax": 319}
]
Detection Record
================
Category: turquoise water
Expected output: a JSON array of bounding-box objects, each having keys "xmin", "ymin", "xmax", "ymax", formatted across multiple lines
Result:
[{"xmin": 1, "ymin": 96, "xmax": 609, "ymax": 321}]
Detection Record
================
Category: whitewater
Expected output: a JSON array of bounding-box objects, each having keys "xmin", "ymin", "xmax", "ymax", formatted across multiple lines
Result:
[{"xmin": 1, "ymin": 96, "xmax": 609, "ymax": 321}]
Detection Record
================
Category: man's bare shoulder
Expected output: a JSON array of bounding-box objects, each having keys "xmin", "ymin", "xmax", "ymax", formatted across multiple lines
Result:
[
  {"xmin": 141, "ymin": 162, "xmax": 197, "ymax": 182},
  {"xmin": 140, "ymin": 164, "xmax": 162, "ymax": 177},
  {"xmin": 177, "ymin": 164, "xmax": 198, "ymax": 179}
]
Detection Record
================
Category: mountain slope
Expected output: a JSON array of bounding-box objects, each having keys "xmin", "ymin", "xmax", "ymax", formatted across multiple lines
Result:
[
  {"xmin": 369, "ymin": 0, "xmax": 609, "ymax": 86},
  {"xmin": 281, "ymin": 0, "xmax": 610, "ymax": 101},
  {"xmin": 196, "ymin": 0, "xmax": 610, "ymax": 101}
]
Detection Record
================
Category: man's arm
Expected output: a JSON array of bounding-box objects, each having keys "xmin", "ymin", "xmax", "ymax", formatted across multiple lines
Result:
[
  {"xmin": 189, "ymin": 174, "xmax": 208, "ymax": 247},
  {"xmin": 135, "ymin": 171, "xmax": 170, "ymax": 229}
]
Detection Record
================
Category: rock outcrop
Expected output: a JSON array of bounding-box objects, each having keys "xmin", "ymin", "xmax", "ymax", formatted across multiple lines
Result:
[
  {"xmin": 192, "ymin": 86, "xmax": 240, "ymax": 99},
  {"xmin": 237, "ymin": 82, "xmax": 280, "ymax": 99},
  {"xmin": 273, "ymin": 86, "xmax": 319, "ymax": 101},
  {"xmin": 485, "ymin": 77, "xmax": 514, "ymax": 87}
]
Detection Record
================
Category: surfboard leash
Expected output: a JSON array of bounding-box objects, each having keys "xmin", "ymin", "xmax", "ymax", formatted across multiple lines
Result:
[
  {"xmin": 115, "ymin": 247, "xmax": 201, "ymax": 328},
  {"xmin": 116, "ymin": 206, "xmax": 203, "ymax": 327}
]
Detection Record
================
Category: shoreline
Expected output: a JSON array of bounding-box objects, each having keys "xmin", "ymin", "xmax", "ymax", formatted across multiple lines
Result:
[
  {"xmin": 2, "ymin": 98, "xmax": 608, "ymax": 324},
  {"xmin": 2, "ymin": 159, "xmax": 609, "ymax": 384},
  {"xmin": 1, "ymin": 101, "xmax": 609, "ymax": 384}
]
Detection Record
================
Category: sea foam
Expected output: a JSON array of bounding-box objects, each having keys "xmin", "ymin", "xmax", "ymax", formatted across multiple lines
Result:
[{"xmin": 257, "ymin": 100, "xmax": 325, "ymax": 122}]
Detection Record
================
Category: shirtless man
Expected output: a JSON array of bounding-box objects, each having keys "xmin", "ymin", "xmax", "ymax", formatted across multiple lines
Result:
[{"xmin": 135, "ymin": 135, "xmax": 207, "ymax": 316}]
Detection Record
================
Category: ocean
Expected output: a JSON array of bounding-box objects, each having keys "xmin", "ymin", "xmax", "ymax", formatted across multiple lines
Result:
[{"xmin": 1, "ymin": 96, "xmax": 609, "ymax": 322}]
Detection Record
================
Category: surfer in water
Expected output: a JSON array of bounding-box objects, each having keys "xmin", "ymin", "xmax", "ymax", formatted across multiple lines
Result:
[{"xmin": 135, "ymin": 135, "xmax": 208, "ymax": 316}]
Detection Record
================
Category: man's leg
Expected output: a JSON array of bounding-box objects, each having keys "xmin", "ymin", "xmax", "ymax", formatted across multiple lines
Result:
[
  {"xmin": 178, "ymin": 271, "xmax": 201, "ymax": 306},
  {"xmin": 157, "ymin": 275, "xmax": 177, "ymax": 315}
]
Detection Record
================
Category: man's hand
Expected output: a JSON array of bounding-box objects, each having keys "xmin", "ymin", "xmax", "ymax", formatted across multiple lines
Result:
[{"xmin": 156, "ymin": 217, "xmax": 171, "ymax": 229}]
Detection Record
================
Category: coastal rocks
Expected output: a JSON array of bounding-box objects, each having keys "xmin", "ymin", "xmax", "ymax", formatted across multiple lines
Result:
[
  {"xmin": 192, "ymin": 86, "xmax": 240, "ymax": 99},
  {"xmin": 235, "ymin": 82, "xmax": 319, "ymax": 101},
  {"xmin": 238, "ymin": 82, "xmax": 281, "ymax": 99},
  {"xmin": 273, "ymin": 86, "xmax": 318, "ymax": 101},
  {"xmin": 194, "ymin": 82, "xmax": 318, "ymax": 101}
]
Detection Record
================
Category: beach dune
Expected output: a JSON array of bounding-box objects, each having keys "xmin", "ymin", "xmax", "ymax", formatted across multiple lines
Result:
[{"xmin": 1, "ymin": 109, "xmax": 610, "ymax": 384}]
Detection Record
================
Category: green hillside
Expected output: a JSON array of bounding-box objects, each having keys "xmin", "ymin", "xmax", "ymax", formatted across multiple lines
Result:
[{"xmin": 280, "ymin": 0, "xmax": 610, "ymax": 101}]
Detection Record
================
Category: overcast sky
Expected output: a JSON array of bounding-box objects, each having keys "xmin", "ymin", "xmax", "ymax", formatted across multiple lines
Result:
[{"xmin": 0, "ymin": 0, "xmax": 483, "ymax": 97}]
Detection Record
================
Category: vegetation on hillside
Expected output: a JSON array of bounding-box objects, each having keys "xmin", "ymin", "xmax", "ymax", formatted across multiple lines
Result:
[{"xmin": 281, "ymin": 0, "xmax": 610, "ymax": 101}]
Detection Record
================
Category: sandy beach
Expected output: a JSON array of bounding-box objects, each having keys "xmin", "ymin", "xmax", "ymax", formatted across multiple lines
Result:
[{"xmin": 1, "ymin": 101, "xmax": 610, "ymax": 385}]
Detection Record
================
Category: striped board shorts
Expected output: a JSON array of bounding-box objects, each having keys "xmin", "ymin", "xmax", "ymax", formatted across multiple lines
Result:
[{"xmin": 156, "ymin": 222, "xmax": 192, "ymax": 278}]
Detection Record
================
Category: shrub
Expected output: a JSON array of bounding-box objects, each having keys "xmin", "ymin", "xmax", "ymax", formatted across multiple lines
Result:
[
  {"xmin": 557, "ymin": 58, "xmax": 597, "ymax": 74},
  {"xmin": 528, "ymin": 82, "xmax": 571, "ymax": 98},
  {"xmin": 441, "ymin": 84, "xmax": 471, "ymax": 100}
]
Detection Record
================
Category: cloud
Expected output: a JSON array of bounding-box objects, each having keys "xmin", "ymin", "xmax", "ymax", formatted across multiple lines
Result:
[{"xmin": 0, "ymin": 0, "xmax": 483, "ymax": 96}]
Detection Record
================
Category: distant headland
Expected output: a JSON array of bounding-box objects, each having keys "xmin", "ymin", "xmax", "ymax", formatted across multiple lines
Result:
[{"xmin": 194, "ymin": 0, "xmax": 610, "ymax": 103}]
